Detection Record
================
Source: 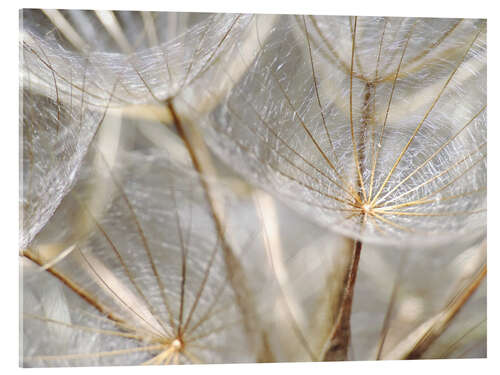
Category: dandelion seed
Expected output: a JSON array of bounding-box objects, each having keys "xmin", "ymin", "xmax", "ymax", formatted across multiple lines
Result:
[{"xmin": 20, "ymin": 10, "xmax": 486, "ymax": 366}]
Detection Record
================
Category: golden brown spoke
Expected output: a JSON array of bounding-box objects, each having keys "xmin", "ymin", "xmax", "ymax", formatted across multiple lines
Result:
[
  {"xmin": 192, "ymin": 14, "xmax": 242, "ymax": 79},
  {"xmin": 224, "ymin": 100, "xmax": 358, "ymax": 204},
  {"xmin": 377, "ymin": 198, "xmax": 437, "ymax": 212},
  {"xmin": 277, "ymin": 192, "xmax": 360, "ymax": 213},
  {"xmin": 23, "ymin": 44, "xmax": 115, "ymax": 105},
  {"xmin": 141, "ymin": 351, "xmax": 167, "ymax": 366},
  {"xmin": 142, "ymin": 347, "xmax": 174, "ymax": 366},
  {"xmin": 305, "ymin": 16, "xmax": 365, "ymax": 81},
  {"xmin": 183, "ymin": 223, "xmax": 276, "ymax": 339},
  {"xmin": 129, "ymin": 17, "xmax": 177, "ymax": 104},
  {"xmin": 377, "ymin": 19, "xmax": 407, "ymax": 80},
  {"xmin": 178, "ymin": 15, "xmax": 215, "ymax": 90},
  {"xmin": 371, "ymin": 24, "xmax": 485, "ymax": 205},
  {"xmin": 130, "ymin": 62, "xmax": 163, "ymax": 103},
  {"xmin": 177, "ymin": 93, "xmax": 355, "ymax": 207},
  {"xmin": 183, "ymin": 225, "xmax": 264, "ymax": 337},
  {"xmin": 185, "ymin": 283, "xmax": 274, "ymax": 340},
  {"xmin": 182, "ymin": 236, "xmax": 221, "ymax": 334},
  {"xmin": 183, "ymin": 279, "xmax": 230, "ymax": 337},
  {"xmin": 374, "ymin": 209, "xmax": 485, "ymax": 217},
  {"xmin": 185, "ymin": 264, "xmax": 284, "ymax": 341},
  {"xmin": 368, "ymin": 21, "xmax": 416, "ymax": 202},
  {"xmin": 181, "ymin": 14, "xmax": 242, "ymax": 92},
  {"xmin": 27, "ymin": 33, "xmax": 138, "ymax": 105},
  {"xmin": 182, "ymin": 349, "xmax": 204, "ymax": 364},
  {"xmin": 378, "ymin": 19, "xmax": 464, "ymax": 83},
  {"xmin": 23, "ymin": 313, "xmax": 143, "ymax": 340},
  {"xmin": 302, "ymin": 16, "xmax": 338, "ymax": 164},
  {"xmin": 378, "ymin": 187, "xmax": 486, "ymax": 211},
  {"xmin": 367, "ymin": 18, "xmax": 388, "ymax": 198},
  {"xmin": 76, "ymin": 61, "xmax": 89, "ymax": 135},
  {"xmin": 382, "ymin": 143, "xmax": 486, "ymax": 208},
  {"xmin": 373, "ymin": 18, "xmax": 388, "ymax": 83},
  {"xmin": 242, "ymin": 144, "xmax": 353, "ymax": 207},
  {"xmin": 36, "ymin": 42, "xmax": 61, "ymax": 127},
  {"xmin": 24, "ymin": 42, "xmax": 132, "ymax": 111},
  {"xmin": 184, "ymin": 273, "xmax": 272, "ymax": 339},
  {"xmin": 438, "ymin": 187, "xmax": 486, "ymax": 202},
  {"xmin": 31, "ymin": 34, "xmax": 142, "ymax": 104},
  {"xmin": 22, "ymin": 250, "xmax": 124, "ymax": 326},
  {"xmin": 447, "ymin": 263, "xmax": 486, "ymax": 310},
  {"xmin": 439, "ymin": 318, "xmax": 486, "ymax": 358},
  {"xmin": 405, "ymin": 263, "xmax": 486, "ymax": 359},
  {"xmin": 380, "ymin": 143, "xmax": 486, "ymax": 207},
  {"xmin": 349, "ymin": 16, "xmax": 366, "ymax": 78},
  {"xmin": 271, "ymin": 72, "xmax": 360, "ymax": 202},
  {"xmin": 377, "ymin": 105, "xmax": 486, "ymax": 204},
  {"xmin": 74, "ymin": 307, "xmax": 149, "ymax": 337},
  {"xmin": 260, "ymin": 37, "xmax": 361, "ymax": 203},
  {"xmin": 414, "ymin": 155, "xmax": 486, "ymax": 203},
  {"xmin": 77, "ymin": 195, "xmax": 168, "ymax": 330},
  {"xmin": 96, "ymin": 152, "xmax": 176, "ymax": 335},
  {"xmin": 82, "ymin": 79, "xmax": 121, "ymax": 154},
  {"xmin": 224, "ymin": 43, "xmax": 359, "ymax": 202},
  {"xmin": 367, "ymin": 213, "xmax": 386, "ymax": 235},
  {"xmin": 26, "ymin": 344, "xmax": 165, "ymax": 362},
  {"xmin": 343, "ymin": 212, "xmax": 361, "ymax": 222},
  {"xmin": 75, "ymin": 246, "xmax": 165, "ymax": 338},
  {"xmin": 203, "ymin": 20, "xmax": 359, "ymax": 203},
  {"xmin": 184, "ymin": 343, "xmax": 232, "ymax": 363},
  {"xmin": 266, "ymin": 153, "xmax": 358, "ymax": 208},
  {"xmin": 370, "ymin": 211, "xmax": 414, "ymax": 233},
  {"xmin": 348, "ymin": 16, "xmax": 368, "ymax": 202},
  {"xmin": 169, "ymin": 187, "xmax": 188, "ymax": 337},
  {"xmin": 186, "ymin": 316, "xmax": 252, "ymax": 344},
  {"xmin": 93, "ymin": 49, "xmax": 143, "ymax": 102},
  {"xmin": 187, "ymin": 342, "xmax": 228, "ymax": 354}
]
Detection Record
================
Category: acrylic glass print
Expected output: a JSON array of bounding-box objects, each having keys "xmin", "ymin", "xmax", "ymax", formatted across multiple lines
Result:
[{"xmin": 20, "ymin": 9, "xmax": 486, "ymax": 366}]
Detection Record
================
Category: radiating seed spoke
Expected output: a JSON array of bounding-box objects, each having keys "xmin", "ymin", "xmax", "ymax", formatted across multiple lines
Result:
[
  {"xmin": 380, "ymin": 145, "xmax": 486, "ymax": 207},
  {"xmin": 377, "ymin": 105, "xmax": 486, "ymax": 204},
  {"xmin": 348, "ymin": 16, "xmax": 368, "ymax": 202},
  {"xmin": 371, "ymin": 24, "xmax": 485, "ymax": 205},
  {"xmin": 368, "ymin": 21, "xmax": 416, "ymax": 202}
]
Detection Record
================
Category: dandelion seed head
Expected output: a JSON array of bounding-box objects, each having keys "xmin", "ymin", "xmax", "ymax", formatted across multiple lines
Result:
[{"xmin": 20, "ymin": 10, "xmax": 487, "ymax": 366}]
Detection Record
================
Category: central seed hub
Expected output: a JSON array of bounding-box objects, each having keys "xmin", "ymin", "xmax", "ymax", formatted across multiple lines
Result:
[
  {"xmin": 362, "ymin": 203, "xmax": 371, "ymax": 213},
  {"xmin": 171, "ymin": 339, "xmax": 182, "ymax": 351}
]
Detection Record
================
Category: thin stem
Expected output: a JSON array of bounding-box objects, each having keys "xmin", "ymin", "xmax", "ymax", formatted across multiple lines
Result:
[{"xmin": 323, "ymin": 239, "xmax": 363, "ymax": 361}]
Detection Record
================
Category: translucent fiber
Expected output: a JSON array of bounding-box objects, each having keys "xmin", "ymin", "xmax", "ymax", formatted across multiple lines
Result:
[
  {"xmin": 189, "ymin": 15, "xmax": 487, "ymax": 247},
  {"xmin": 20, "ymin": 11, "xmax": 487, "ymax": 366}
]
